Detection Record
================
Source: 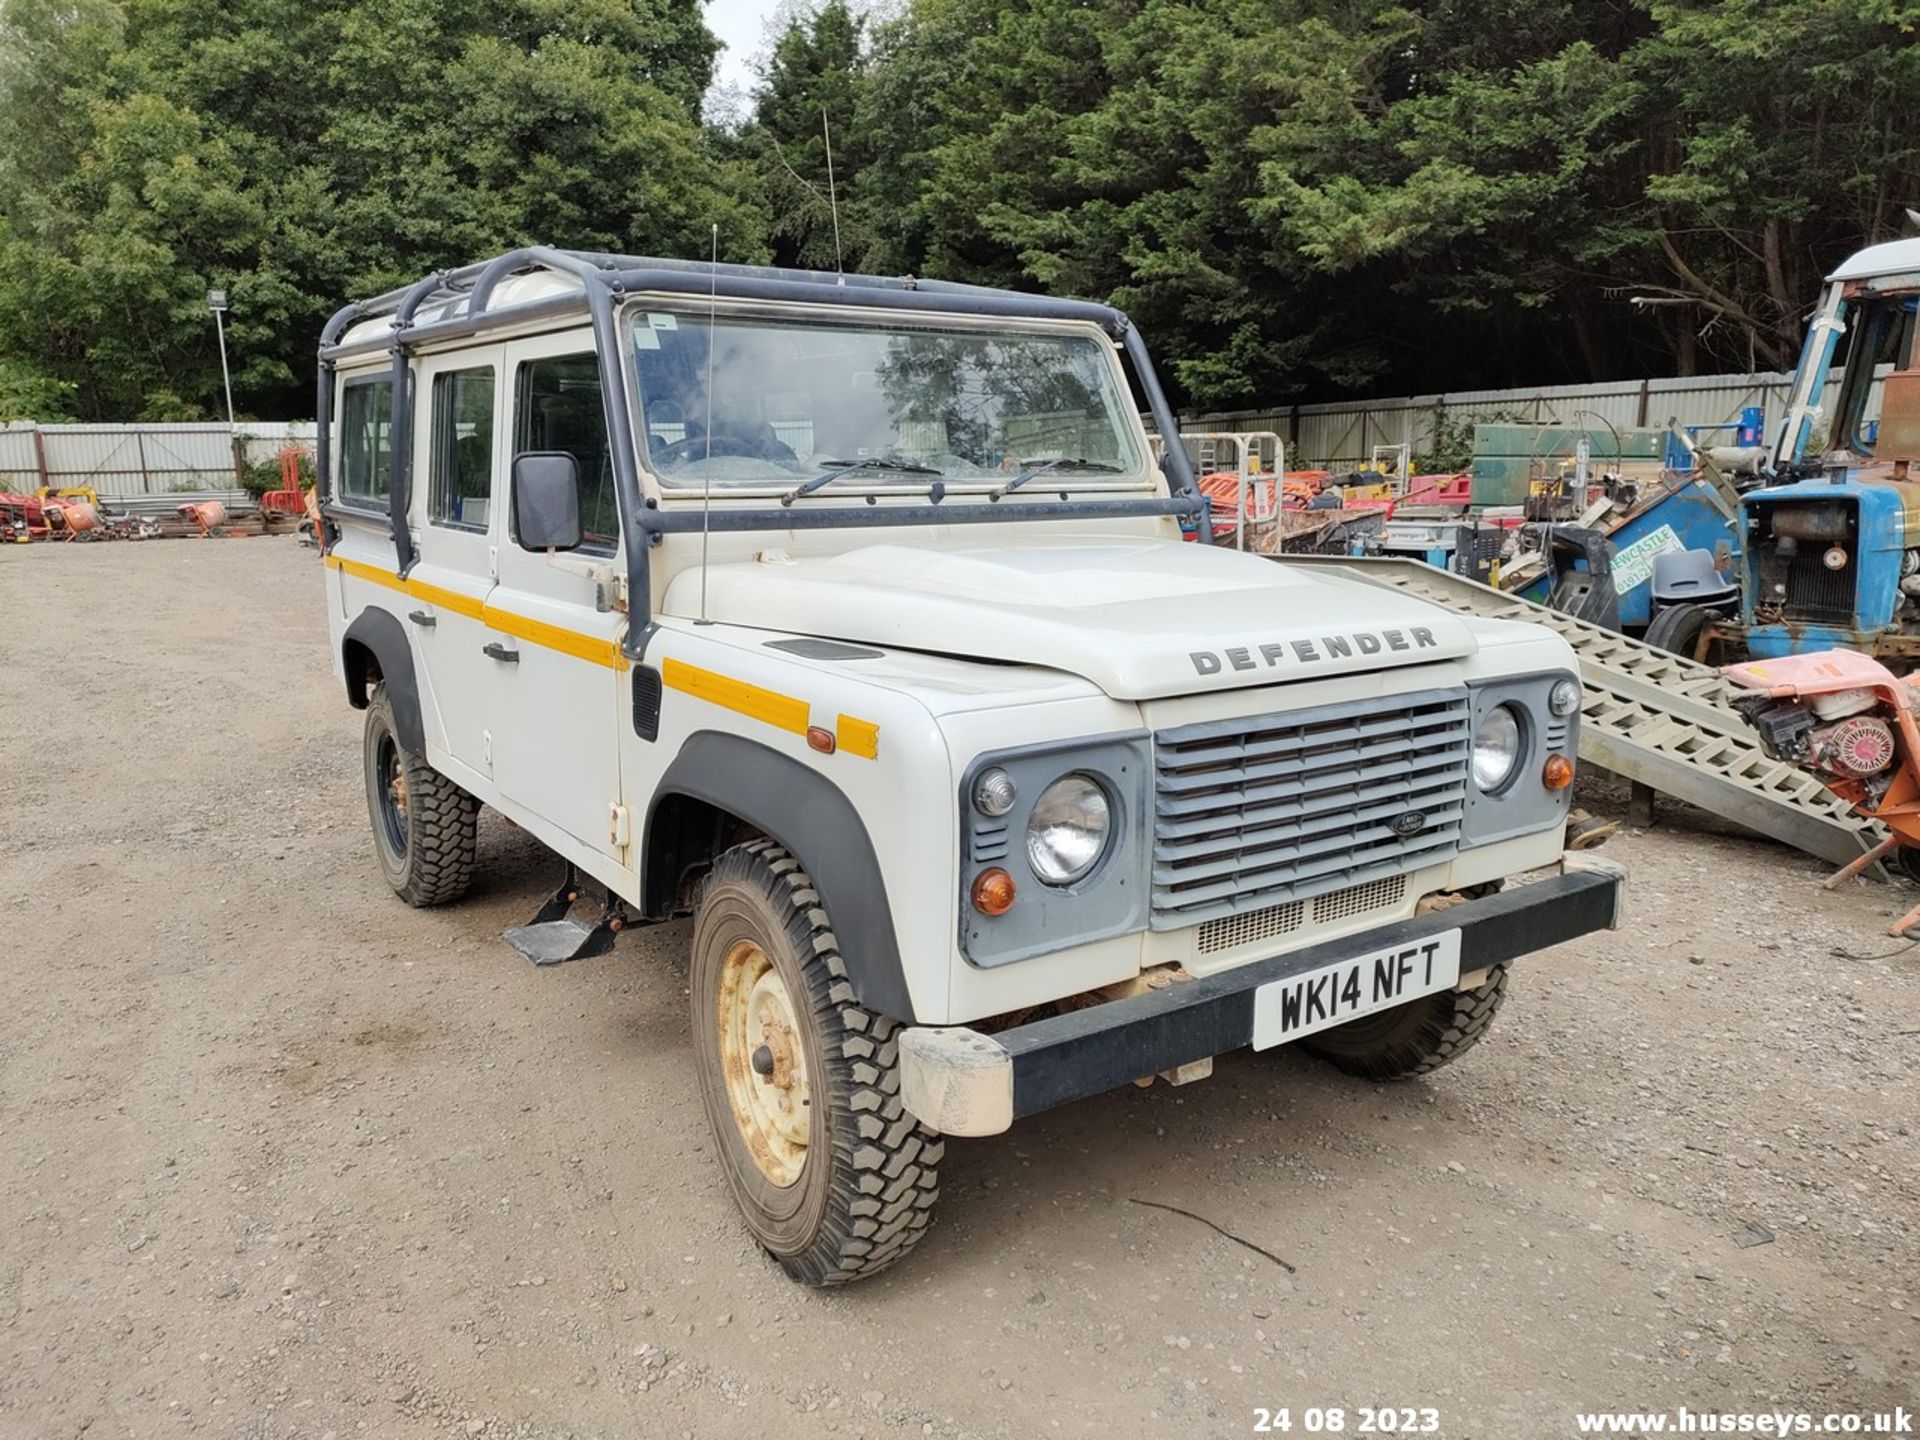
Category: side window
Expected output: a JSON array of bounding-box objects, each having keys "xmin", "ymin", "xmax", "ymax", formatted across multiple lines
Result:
[
  {"xmin": 515, "ymin": 354, "xmax": 616, "ymax": 553},
  {"xmin": 338, "ymin": 377, "xmax": 393, "ymax": 508},
  {"xmin": 429, "ymin": 367, "xmax": 495, "ymax": 531}
]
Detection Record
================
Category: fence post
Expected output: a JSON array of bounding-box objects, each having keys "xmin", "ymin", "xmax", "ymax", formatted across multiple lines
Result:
[
  {"xmin": 134, "ymin": 428, "xmax": 151, "ymax": 494},
  {"xmin": 31, "ymin": 425, "xmax": 50, "ymax": 490},
  {"xmin": 1636, "ymin": 379, "xmax": 1651, "ymax": 429}
]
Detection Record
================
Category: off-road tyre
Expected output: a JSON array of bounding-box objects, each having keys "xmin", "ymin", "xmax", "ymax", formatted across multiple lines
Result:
[
  {"xmin": 362, "ymin": 682, "xmax": 478, "ymax": 907},
  {"xmin": 691, "ymin": 839, "xmax": 941, "ymax": 1285},
  {"xmin": 1644, "ymin": 602, "xmax": 1713, "ymax": 659},
  {"xmin": 1303, "ymin": 963, "xmax": 1509, "ymax": 1081}
]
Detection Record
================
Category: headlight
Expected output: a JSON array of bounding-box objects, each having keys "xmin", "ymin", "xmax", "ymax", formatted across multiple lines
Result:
[
  {"xmin": 1025, "ymin": 773, "xmax": 1111, "ymax": 885},
  {"xmin": 1471, "ymin": 705, "xmax": 1523, "ymax": 791},
  {"xmin": 1549, "ymin": 678, "xmax": 1581, "ymax": 717}
]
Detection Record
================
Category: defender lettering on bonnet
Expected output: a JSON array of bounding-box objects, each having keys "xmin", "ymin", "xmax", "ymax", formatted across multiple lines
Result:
[{"xmin": 1189, "ymin": 626, "xmax": 1441, "ymax": 676}]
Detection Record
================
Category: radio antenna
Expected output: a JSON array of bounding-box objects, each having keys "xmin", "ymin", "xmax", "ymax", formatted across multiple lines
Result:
[
  {"xmin": 822, "ymin": 105, "xmax": 844, "ymax": 278},
  {"xmin": 697, "ymin": 221, "xmax": 718, "ymax": 626}
]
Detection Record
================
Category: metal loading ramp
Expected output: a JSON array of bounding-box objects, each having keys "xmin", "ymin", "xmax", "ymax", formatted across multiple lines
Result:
[{"xmin": 1277, "ymin": 555, "xmax": 1881, "ymax": 867}]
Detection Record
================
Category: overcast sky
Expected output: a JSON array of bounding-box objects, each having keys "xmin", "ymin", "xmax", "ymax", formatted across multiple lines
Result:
[{"xmin": 707, "ymin": 0, "xmax": 779, "ymax": 101}]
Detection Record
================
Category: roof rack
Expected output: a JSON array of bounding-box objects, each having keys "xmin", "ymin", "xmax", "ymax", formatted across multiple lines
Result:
[{"xmin": 314, "ymin": 245, "xmax": 1203, "ymax": 652}]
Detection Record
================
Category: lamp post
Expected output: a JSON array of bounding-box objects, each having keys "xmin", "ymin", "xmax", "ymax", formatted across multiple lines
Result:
[{"xmin": 207, "ymin": 288, "xmax": 238, "ymax": 483}]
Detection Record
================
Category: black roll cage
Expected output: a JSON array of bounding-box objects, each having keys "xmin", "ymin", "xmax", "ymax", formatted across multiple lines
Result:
[{"xmin": 315, "ymin": 246, "xmax": 1206, "ymax": 660}]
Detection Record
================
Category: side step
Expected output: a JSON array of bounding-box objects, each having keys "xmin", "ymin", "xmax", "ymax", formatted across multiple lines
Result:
[
  {"xmin": 1278, "ymin": 554, "xmax": 1883, "ymax": 868},
  {"xmin": 504, "ymin": 866, "xmax": 626, "ymax": 965}
]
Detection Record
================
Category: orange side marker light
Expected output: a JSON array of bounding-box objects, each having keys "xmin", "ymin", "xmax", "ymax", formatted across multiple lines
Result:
[{"xmin": 971, "ymin": 868, "xmax": 1016, "ymax": 916}]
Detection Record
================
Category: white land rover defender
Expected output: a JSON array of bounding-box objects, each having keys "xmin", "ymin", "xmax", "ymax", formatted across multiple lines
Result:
[{"xmin": 317, "ymin": 247, "xmax": 1624, "ymax": 1285}]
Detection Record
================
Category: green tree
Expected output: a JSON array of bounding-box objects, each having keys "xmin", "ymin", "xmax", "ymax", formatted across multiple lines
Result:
[
  {"xmin": 1622, "ymin": 0, "xmax": 1920, "ymax": 371},
  {"xmin": 745, "ymin": 0, "xmax": 870, "ymax": 270},
  {"xmin": 7, "ymin": 0, "xmax": 1920, "ymax": 421},
  {"xmin": 845, "ymin": 0, "xmax": 1920, "ymax": 406},
  {"xmin": 0, "ymin": 0, "xmax": 764, "ymax": 421}
]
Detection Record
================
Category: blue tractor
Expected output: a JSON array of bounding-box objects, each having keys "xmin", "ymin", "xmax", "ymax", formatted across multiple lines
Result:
[{"xmin": 1654, "ymin": 238, "xmax": 1920, "ymax": 667}]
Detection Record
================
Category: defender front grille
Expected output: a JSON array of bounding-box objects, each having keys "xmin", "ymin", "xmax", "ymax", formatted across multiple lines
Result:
[{"xmin": 1151, "ymin": 689, "xmax": 1470, "ymax": 927}]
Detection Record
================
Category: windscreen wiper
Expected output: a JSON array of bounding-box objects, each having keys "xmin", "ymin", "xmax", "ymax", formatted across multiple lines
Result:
[
  {"xmin": 990, "ymin": 457, "xmax": 1124, "ymax": 500},
  {"xmin": 780, "ymin": 455, "xmax": 940, "ymax": 506}
]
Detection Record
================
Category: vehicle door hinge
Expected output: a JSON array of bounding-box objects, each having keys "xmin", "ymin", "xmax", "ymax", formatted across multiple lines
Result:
[
  {"xmin": 488, "ymin": 545, "xmax": 498, "ymax": 580},
  {"xmin": 608, "ymin": 802, "xmax": 631, "ymax": 848},
  {"xmin": 483, "ymin": 728, "xmax": 493, "ymax": 768}
]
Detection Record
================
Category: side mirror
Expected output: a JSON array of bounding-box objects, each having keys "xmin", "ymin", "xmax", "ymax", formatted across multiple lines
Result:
[{"xmin": 511, "ymin": 452, "xmax": 581, "ymax": 552}]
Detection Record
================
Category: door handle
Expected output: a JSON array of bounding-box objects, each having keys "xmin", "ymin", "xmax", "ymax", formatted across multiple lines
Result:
[
  {"xmin": 482, "ymin": 642, "xmax": 520, "ymax": 663},
  {"xmin": 407, "ymin": 609, "xmax": 436, "ymax": 628}
]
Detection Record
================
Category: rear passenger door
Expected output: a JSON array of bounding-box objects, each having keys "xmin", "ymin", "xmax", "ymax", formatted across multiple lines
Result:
[
  {"xmin": 486, "ymin": 336, "xmax": 629, "ymax": 868},
  {"xmin": 406, "ymin": 347, "xmax": 506, "ymax": 788}
]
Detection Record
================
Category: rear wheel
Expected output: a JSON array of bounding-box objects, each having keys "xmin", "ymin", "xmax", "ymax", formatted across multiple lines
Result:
[
  {"xmin": 361, "ymin": 683, "xmax": 478, "ymax": 907},
  {"xmin": 691, "ymin": 839, "xmax": 941, "ymax": 1285},
  {"xmin": 1303, "ymin": 964, "xmax": 1509, "ymax": 1080}
]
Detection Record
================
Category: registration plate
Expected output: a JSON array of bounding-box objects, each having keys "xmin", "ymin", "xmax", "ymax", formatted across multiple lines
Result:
[{"xmin": 1251, "ymin": 929, "xmax": 1463, "ymax": 1050}]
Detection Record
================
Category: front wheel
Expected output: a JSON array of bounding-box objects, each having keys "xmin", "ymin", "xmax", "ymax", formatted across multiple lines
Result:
[
  {"xmin": 691, "ymin": 840, "xmax": 941, "ymax": 1285},
  {"xmin": 1303, "ymin": 964, "xmax": 1509, "ymax": 1080}
]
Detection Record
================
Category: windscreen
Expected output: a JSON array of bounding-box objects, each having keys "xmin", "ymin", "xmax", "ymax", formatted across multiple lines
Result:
[
  {"xmin": 1828, "ymin": 294, "xmax": 1918, "ymax": 455},
  {"xmin": 626, "ymin": 306, "xmax": 1149, "ymax": 491}
]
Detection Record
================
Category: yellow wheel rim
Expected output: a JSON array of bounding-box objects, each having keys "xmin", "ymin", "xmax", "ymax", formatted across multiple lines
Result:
[{"xmin": 717, "ymin": 939, "xmax": 811, "ymax": 1187}]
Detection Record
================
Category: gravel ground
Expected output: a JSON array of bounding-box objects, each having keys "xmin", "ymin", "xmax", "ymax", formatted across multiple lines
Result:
[{"xmin": 2, "ymin": 538, "xmax": 1917, "ymax": 1440}]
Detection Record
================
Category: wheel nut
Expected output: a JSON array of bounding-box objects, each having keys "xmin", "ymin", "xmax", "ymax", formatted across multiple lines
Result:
[{"xmin": 750, "ymin": 1044, "xmax": 775, "ymax": 1077}]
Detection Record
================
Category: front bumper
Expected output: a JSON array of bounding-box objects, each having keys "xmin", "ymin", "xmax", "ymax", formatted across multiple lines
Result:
[{"xmin": 899, "ymin": 860, "xmax": 1625, "ymax": 1135}]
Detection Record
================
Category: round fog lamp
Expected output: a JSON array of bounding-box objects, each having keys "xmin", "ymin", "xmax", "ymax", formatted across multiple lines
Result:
[
  {"xmin": 973, "ymin": 767, "xmax": 1017, "ymax": 817},
  {"xmin": 1471, "ymin": 705, "xmax": 1523, "ymax": 792},
  {"xmin": 1025, "ymin": 773, "xmax": 1112, "ymax": 885},
  {"xmin": 1549, "ymin": 678, "xmax": 1581, "ymax": 717}
]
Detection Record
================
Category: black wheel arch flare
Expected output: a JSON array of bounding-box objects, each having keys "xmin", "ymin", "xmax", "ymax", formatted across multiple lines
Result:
[
  {"xmin": 648, "ymin": 730, "xmax": 915, "ymax": 1023},
  {"xmin": 341, "ymin": 607, "xmax": 426, "ymax": 756}
]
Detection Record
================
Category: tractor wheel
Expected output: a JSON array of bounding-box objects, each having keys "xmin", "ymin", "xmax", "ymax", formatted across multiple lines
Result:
[
  {"xmin": 1644, "ymin": 602, "xmax": 1714, "ymax": 659},
  {"xmin": 691, "ymin": 840, "xmax": 941, "ymax": 1285},
  {"xmin": 362, "ymin": 683, "xmax": 479, "ymax": 907}
]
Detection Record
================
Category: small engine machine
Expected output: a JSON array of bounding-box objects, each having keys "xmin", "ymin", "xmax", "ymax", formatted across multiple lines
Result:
[{"xmin": 1725, "ymin": 647, "xmax": 1920, "ymax": 931}]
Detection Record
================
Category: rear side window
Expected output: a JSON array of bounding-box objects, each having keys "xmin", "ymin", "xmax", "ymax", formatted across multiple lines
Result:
[
  {"xmin": 514, "ymin": 354, "xmax": 616, "ymax": 553},
  {"xmin": 338, "ymin": 377, "xmax": 392, "ymax": 508},
  {"xmin": 429, "ymin": 368, "xmax": 495, "ymax": 531}
]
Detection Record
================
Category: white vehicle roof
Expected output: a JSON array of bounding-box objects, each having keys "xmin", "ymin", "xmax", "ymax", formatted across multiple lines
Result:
[
  {"xmin": 336, "ymin": 271, "xmax": 585, "ymax": 349},
  {"xmin": 1827, "ymin": 236, "xmax": 1920, "ymax": 283}
]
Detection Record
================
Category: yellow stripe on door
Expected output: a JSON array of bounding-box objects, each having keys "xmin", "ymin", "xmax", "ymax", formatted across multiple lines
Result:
[
  {"xmin": 326, "ymin": 557, "xmax": 882, "ymax": 755},
  {"xmin": 325, "ymin": 554, "xmax": 622, "ymax": 669}
]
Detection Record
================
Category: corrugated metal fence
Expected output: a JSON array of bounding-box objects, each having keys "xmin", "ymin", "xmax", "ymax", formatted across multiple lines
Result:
[
  {"xmin": 1183, "ymin": 367, "xmax": 1844, "ymax": 469},
  {"xmin": 0, "ymin": 421, "xmax": 318, "ymax": 497},
  {"xmin": 0, "ymin": 367, "xmax": 1852, "ymax": 491}
]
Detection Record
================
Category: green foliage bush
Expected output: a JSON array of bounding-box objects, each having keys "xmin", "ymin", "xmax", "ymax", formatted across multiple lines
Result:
[
  {"xmin": 0, "ymin": 0, "xmax": 763, "ymax": 422},
  {"xmin": 2, "ymin": 0, "xmax": 1917, "ymax": 421}
]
